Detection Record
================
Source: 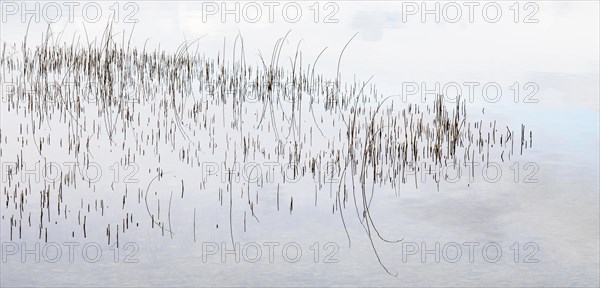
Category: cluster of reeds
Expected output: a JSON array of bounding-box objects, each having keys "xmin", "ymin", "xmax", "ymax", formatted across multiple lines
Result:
[{"xmin": 0, "ymin": 24, "xmax": 533, "ymax": 275}]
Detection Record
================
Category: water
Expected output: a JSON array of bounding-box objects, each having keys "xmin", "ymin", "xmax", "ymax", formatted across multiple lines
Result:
[{"xmin": 1, "ymin": 1, "xmax": 598, "ymax": 287}]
